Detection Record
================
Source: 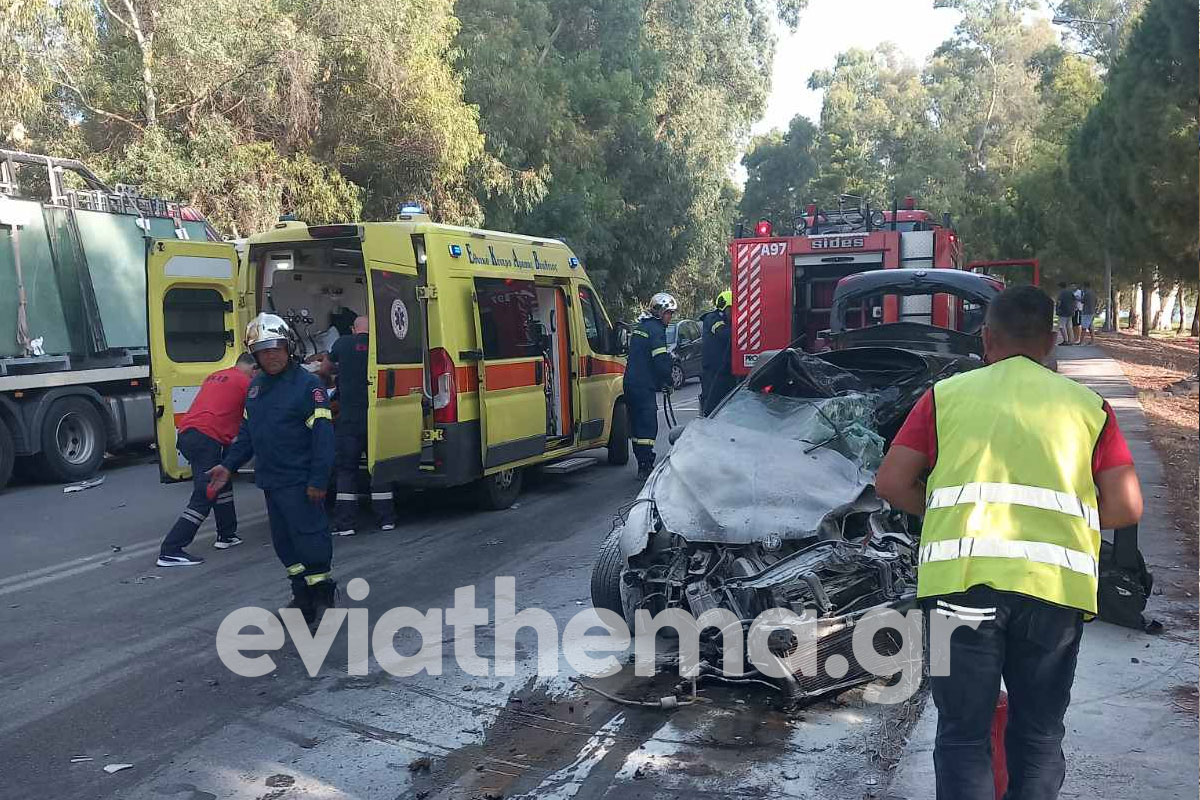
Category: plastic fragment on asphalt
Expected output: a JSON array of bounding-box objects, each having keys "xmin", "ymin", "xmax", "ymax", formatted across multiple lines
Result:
[
  {"xmin": 70, "ymin": 757, "xmax": 93, "ymax": 763},
  {"xmin": 103, "ymin": 764, "xmax": 133, "ymax": 774},
  {"xmin": 64, "ymin": 477, "xmax": 105, "ymax": 493}
]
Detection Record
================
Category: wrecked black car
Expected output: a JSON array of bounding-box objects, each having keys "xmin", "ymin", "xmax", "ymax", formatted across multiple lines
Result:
[{"xmin": 591, "ymin": 269, "xmax": 1002, "ymax": 700}]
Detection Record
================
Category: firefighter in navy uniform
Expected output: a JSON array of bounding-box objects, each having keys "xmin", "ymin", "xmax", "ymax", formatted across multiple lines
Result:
[
  {"xmin": 207, "ymin": 313, "xmax": 338, "ymax": 626},
  {"xmin": 699, "ymin": 289, "xmax": 735, "ymax": 416},
  {"xmin": 624, "ymin": 292, "xmax": 677, "ymax": 480}
]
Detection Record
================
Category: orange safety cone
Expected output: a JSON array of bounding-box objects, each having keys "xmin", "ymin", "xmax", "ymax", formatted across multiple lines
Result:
[{"xmin": 992, "ymin": 690, "xmax": 1009, "ymax": 799}]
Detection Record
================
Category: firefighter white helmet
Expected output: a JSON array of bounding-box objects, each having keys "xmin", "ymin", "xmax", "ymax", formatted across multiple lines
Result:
[
  {"xmin": 245, "ymin": 312, "xmax": 292, "ymax": 353},
  {"xmin": 647, "ymin": 292, "xmax": 678, "ymax": 319}
]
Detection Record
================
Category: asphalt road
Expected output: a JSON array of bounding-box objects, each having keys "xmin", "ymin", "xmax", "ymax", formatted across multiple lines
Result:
[{"xmin": 0, "ymin": 382, "xmax": 905, "ymax": 800}]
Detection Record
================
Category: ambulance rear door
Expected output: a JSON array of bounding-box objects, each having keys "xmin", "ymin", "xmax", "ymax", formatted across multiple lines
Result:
[
  {"xmin": 471, "ymin": 277, "xmax": 548, "ymax": 470},
  {"xmin": 365, "ymin": 261, "xmax": 425, "ymax": 482},
  {"xmin": 145, "ymin": 239, "xmax": 242, "ymax": 481}
]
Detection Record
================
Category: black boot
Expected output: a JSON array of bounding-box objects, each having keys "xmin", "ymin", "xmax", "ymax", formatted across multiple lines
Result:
[
  {"xmin": 636, "ymin": 462, "xmax": 654, "ymax": 481},
  {"xmin": 286, "ymin": 577, "xmax": 315, "ymax": 625},
  {"xmin": 309, "ymin": 579, "xmax": 338, "ymax": 629}
]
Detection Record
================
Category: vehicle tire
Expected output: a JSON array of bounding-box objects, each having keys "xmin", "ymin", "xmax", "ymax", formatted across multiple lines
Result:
[
  {"xmin": 606, "ymin": 402, "xmax": 629, "ymax": 466},
  {"xmin": 32, "ymin": 397, "xmax": 106, "ymax": 483},
  {"xmin": 590, "ymin": 530, "xmax": 625, "ymax": 616},
  {"xmin": 670, "ymin": 362, "xmax": 685, "ymax": 390},
  {"xmin": 0, "ymin": 419, "xmax": 14, "ymax": 492},
  {"xmin": 475, "ymin": 467, "xmax": 523, "ymax": 510}
]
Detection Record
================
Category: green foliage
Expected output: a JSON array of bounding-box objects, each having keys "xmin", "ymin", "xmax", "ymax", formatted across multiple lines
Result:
[
  {"xmin": 1069, "ymin": 0, "xmax": 1198, "ymax": 287},
  {"xmin": 740, "ymin": 115, "xmax": 820, "ymax": 228}
]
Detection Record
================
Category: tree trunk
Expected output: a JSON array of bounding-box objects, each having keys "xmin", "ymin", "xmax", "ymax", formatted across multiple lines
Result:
[
  {"xmin": 1192, "ymin": 292, "xmax": 1199, "ymax": 337},
  {"xmin": 1140, "ymin": 280, "xmax": 1152, "ymax": 337},
  {"xmin": 1129, "ymin": 287, "xmax": 1140, "ymax": 330},
  {"xmin": 1157, "ymin": 283, "xmax": 1179, "ymax": 332}
]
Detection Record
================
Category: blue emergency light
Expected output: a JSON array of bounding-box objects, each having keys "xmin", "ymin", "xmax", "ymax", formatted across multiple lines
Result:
[
  {"xmin": 568, "ymin": 257, "xmax": 580, "ymax": 269},
  {"xmin": 448, "ymin": 244, "xmax": 463, "ymax": 258}
]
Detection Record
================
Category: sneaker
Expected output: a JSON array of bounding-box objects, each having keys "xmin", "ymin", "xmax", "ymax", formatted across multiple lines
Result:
[
  {"xmin": 213, "ymin": 535, "xmax": 243, "ymax": 550},
  {"xmin": 157, "ymin": 551, "xmax": 205, "ymax": 567},
  {"xmin": 379, "ymin": 523, "xmax": 396, "ymax": 532}
]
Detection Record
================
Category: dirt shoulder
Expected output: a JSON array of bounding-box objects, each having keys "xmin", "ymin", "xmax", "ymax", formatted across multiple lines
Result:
[{"xmin": 1095, "ymin": 331, "xmax": 1198, "ymax": 568}]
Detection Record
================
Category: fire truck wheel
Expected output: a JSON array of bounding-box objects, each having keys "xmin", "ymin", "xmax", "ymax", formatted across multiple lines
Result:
[
  {"xmin": 606, "ymin": 402, "xmax": 630, "ymax": 466},
  {"xmin": 590, "ymin": 530, "xmax": 625, "ymax": 617},
  {"xmin": 475, "ymin": 467, "xmax": 523, "ymax": 510},
  {"xmin": 32, "ymin": 397, "xmax": 106, "ymax": 482},
  {"xmin": 0, "ymin": 418, "xmax": 14, "ymax": 492}
]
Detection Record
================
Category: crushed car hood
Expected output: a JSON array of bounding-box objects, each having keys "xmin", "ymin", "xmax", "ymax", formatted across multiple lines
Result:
[
  {"xmin": 651, "ymin": 394, "xmax": 884, "ymax": 546},
  {"xmin": 619, "ymin": 347, "xmax": 968, "ymax": 558}
]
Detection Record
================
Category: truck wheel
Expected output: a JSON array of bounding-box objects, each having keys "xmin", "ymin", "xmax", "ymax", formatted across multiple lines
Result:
[
  {"xmin": 606, "ymin": 402, "xmax": 629, "ymax": 466},
  {"xmin": 670, "ymin": 362, "xmax": 685, "ymax": 390},
  {"xmin": 32, "ymin": 397, "xmax": 106, "ymax": 482},
  {"xmin": 0, "ymin": 419, "xmax": 14, "ymax": 492},
  {"xmin": 475, "ymin": 467, "xmax": 523, "ymax": 510},
  {"xmin": 590, "ymin": 530, "xmax": 625, "ymax": 616}
]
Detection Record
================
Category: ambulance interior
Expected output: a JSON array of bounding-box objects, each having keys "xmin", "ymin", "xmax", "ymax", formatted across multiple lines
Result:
[{"xmin": 251, "ymin": 240, "xmax": 368, "ymax": 358}]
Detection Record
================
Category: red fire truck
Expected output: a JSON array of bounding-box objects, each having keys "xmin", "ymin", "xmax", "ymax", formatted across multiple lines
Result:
[{"xmin": 730, "ymin": 196, "xmax": 965, "ymax": 374}]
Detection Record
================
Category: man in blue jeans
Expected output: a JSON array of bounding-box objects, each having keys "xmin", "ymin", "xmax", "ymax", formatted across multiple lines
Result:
[{"xmin": 157, "ymin": 353, "xmax": 256, "ymax": 567}]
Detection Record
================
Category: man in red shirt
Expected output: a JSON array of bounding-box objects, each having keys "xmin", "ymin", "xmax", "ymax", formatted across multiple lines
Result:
[
  {"xmin": 876, "ymin": 286, "xmax": 1143, "ymax": 799},
  {"xmin": 157, "ymin": 354, "xmax": 256, "ymax": 566}
]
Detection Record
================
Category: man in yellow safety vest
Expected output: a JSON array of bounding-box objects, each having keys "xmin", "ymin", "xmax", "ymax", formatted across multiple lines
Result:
[{"xmin": 876, "ymin": 285, "xmax": 1144, "ymax": 800}]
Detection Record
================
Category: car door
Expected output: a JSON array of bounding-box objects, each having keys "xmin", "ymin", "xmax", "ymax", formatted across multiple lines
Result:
[
  {"xmin": 365, "ymin": 262, "xmax": 425, "ymax": 482},
  {"xmin": 472, "ymin": 277, "xmax": 548, "ymax": 469},
  {"xmin": 680, "ymin": 320, "xmax": 703, "ymax": 378},
  {"xmin": 145, "ymin": 239, "xmax": 242, "ymax": 481}
]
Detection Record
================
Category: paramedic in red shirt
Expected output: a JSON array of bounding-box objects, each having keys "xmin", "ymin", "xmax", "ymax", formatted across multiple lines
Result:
[{"xmin": 157, "ymin": 353, "xmax": 256, "ymax": 567}]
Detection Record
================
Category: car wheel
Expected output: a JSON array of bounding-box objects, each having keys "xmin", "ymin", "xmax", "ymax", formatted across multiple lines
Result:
[
  {"xmin": 474, "ymin": 467, "xmax": 523, "ymax": 510},
  {"xmin": 606, "ymin": 402, "xmax": 629, "ymax": 466},
  {"xmin": 0, "ymin": 418, "xmax": 14, "ymax": 492},
  {"xmin": 590, "ymin": 530, "xmax": 625, "ymax": 616},
  {"xmin": 670, "ymin": 362, "xmax": 685, "ymax": 390},
  {"xmin": 32, "ymin": 397, "xmax": 106, "ymax": 482}
]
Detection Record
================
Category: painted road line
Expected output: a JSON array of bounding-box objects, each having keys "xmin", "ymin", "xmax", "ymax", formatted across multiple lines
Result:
[{"xmin": 0, "ymin": 510, "xmax": 269, "ymax": 597}]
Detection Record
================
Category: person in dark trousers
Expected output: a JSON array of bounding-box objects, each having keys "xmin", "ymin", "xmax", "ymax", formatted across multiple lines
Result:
[
  {"xmin": 1054, "ymin": 281, "xmax": 1076, "ymax": 345},
  {"xmin": 207, "ymin": 314, "xmax": 339, "ymax": 626},
  {"xmin": 699, "ymin": 289, "xmax": 735, "ymax": 416},
  {"xmin": 329, "ymin": 315, "xmax": 395, "ymax": 536},
  {"xmin": 624, "ymin": 292, "xmax": 677, "ymax": 480},
  {"xmin": 876, "ymin": 285, "xmax": 1144, "ymax": 800},
  {"xmin": 157, "ymin": 353, "xmax": 257, "ymax": 567}
]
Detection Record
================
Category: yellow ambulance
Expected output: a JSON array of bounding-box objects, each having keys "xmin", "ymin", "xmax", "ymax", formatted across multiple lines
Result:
[{"xmin": 145, "ymin": 209, "xmax": 629, "ymax": 508}]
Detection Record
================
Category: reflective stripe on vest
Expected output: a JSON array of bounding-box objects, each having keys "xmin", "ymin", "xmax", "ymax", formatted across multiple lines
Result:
[
  {"xmin": 919, "ymin": 537, "xmax": 1098, "ymax": 578},
  {"xmin": 927, "ymin": 482, "xmax": 1100, "ymax": 532},
  {"xmin": 918, "ymin": 356, "xmax": 1108, "ymax": 613}
]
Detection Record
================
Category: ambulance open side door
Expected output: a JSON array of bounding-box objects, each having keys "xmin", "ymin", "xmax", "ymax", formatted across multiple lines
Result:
[
  {"xmin": 365, "ymin": 262, "xmax": 425, "ymax": 482},
  {"xmin": 146, "ymin": 239, "xmax": 242, "ymax": 482},
  {"xmin": 471, "ymin": 278, "xmax": 549, "ymax": 471}
]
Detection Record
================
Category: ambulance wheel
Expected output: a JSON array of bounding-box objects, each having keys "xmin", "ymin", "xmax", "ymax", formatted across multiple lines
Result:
[
  {"xmin": 0, "ymin": 418, "xmax": 14, "ymax": 492},
  {"xmin": 475, "ymin": 467, "xmax": 523, "ymax": 510},
  {"xmin": 606, "ymin": 402, "xmax": 629, "ymax": 466},
  {"xmin": 590, "ymin": 530, "xmax": 625, "ymax": 616},
  {"xmin": 33, "ymin": 397, "xmax": 106, "ymax": 482}
]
